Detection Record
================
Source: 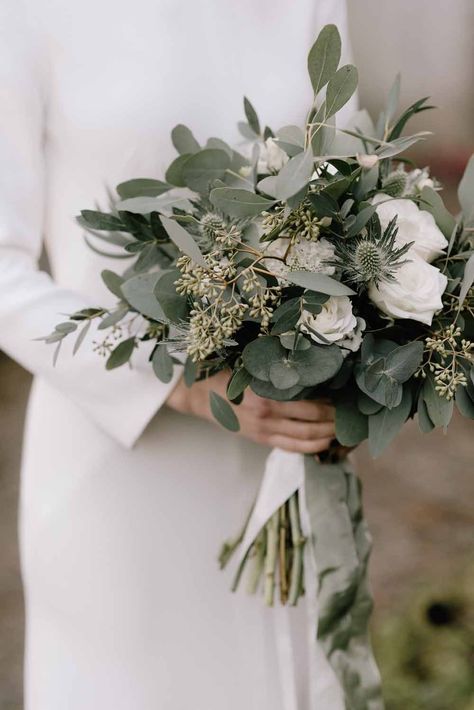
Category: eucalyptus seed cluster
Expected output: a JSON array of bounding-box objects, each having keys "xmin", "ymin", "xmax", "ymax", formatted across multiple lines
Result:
[
  {"xmin": 174, "ymin": 254, "xmax": 236, "ymax": 299},
  {"xmin": 416, "ymin": 324, "xmax": 474, "ymax": 400},
  {"xmin": 198, "ymin": 213, "xmax": 242, "ymax": 252},
  {"xmin": 262, "ymin": 201, "xmax": 331, "ymax": 242},
  {"xmin": 93, "ymin": 326, "xmax": 124, "ymax": 357},
  {"xmin": 241, "ymin": 271, "xmax": 281, "ymax": 328},
  {"xmin": 187, "ymin": 300, "xmax": 248, "ymax": 361}
]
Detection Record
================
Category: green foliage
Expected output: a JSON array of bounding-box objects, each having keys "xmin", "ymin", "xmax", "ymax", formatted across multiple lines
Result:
[
  {"xmin": 171, "ymin": 124, "xmax": 201, "ymax": 155},
  {"xmin": 152, "ymin": 344, "xmax": 174, "ymax": 383},
  {"xmin": 210, "ymin": 187, "xmax": 275, "ymax": 217},
  {"xmin": 209, "ymin": 391, "xmax": 240, "ymax": 432},
  {"xmin": 106, "ymin": 337, "xmax": 136, "ymax": 370},
  {"xmin": 307, "ymin": 24, "xmax": 341, "ymax": 96},
  {"xmin": 243, "ymin": 97, "xmax": 261, "ymax": 136}
]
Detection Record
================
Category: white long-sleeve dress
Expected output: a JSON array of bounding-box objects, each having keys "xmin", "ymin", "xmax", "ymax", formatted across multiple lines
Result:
[{"xmin": 0, "ymin": 1, "xmax": 355, "ymax": 707}]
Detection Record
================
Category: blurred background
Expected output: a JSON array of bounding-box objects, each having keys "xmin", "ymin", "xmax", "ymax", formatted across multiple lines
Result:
[{"xmin": 1, "ymin": 2, "xmax": 473, "ymax": 708}]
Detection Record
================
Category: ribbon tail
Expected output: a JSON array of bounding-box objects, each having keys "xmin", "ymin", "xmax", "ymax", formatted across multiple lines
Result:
[{"xmin": 303, "ymin": 456, "xmax": 385, "ymax": 710}]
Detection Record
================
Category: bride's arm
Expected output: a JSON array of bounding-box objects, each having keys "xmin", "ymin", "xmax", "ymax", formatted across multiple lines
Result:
[{"xmin": 0, "ymin": 2, "xmax": 180, "ymax": 448}]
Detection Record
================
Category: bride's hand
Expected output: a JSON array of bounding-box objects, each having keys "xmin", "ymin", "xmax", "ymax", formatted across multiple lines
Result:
[{"xmin": 166, "ymin": 371, "xmax": 336, "ymax": 454}]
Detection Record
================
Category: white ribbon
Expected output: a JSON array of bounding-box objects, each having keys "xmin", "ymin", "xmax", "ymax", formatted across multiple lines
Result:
[{"xmin": 235, "ymin": 448, "xmax": 345, "ymax": 710}]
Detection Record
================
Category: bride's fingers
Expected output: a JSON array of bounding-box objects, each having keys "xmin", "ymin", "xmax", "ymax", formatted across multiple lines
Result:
[
  {"xmin": 265, "ymin": 435, "xmax": 334, "ymax": 455},
  {"xmin": 267, "ymin": 399, "xmax": 335, "ymax": 422},
  {"xmin": 259, "ymin": 417, "xmax": 336, "ymax": 442}
]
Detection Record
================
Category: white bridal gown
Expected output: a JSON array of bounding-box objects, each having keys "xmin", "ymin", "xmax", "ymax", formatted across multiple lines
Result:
[{"xmin": 0, "ymin": 1, "xmax": 356, "ymax": 708}]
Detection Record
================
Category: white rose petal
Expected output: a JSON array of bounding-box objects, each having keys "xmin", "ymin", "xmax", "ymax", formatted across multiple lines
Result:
[
  {"xmin": 258, "ymin": 137, "xmax": 289, "ymax": 174},
  {"xmin": 374, "ymin": 193, "xmax": 448, "ymax": 263},
  {"xmin": 368, "ymin": 257, "xmax": 447, "ymax": 326},
  {"xmin": 299, "ymin": 296, "xmax": 359, "ymax": 346}
]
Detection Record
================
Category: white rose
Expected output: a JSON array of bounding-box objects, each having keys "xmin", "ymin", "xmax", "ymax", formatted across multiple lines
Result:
[
  {"xmin": 258, "ymin": 137, "xmax": 289, "ymax": 174},
  {"xmin": 299, "ymin": 296, "xmax": 359, "ymax": 347},
  {"xmin": 368, "ymin": 257, "xmax": 447, "ymax": 326},
  {"xmin": 373, "ymin": 194, "xmax": 448, "ymax": 263}
]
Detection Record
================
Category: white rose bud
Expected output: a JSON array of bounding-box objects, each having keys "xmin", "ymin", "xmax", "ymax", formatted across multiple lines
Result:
[
  {"xmin": 299, "ymin": 296, "xmax": 360, "ymax": 347},
  {"xmin": 258, "ymin": 137, "xmax": 289, "ymax": 174},
  {"xmin": 368, "ymin": 257, "xmax": 447, "ymax": 326},
  {"xmin": 374, "ymin": 194, "xmax": 448, "ymax": 263},
  {"xmin": 356, "ymin": 153, "xmax": 379, "ymax": 170}
]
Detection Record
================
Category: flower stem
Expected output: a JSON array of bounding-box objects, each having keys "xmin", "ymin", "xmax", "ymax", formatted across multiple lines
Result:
[
  {"xmin": 246, "ymin": 528, "xmax": 266, "ymax": 595},
  {"xmin": 263, "ymin": 511, "xmax": 280, "ymax": 606},
  {"xmin": 288, "ymin": 492, "xmax": 306, "ymax": 606},
  {"xmin": 279, "ymin": 503, "xmax": 290, "ymax": 605}
]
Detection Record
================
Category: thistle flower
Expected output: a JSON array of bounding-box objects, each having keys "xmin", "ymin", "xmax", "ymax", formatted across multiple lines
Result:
[
  {"xmin": 334, "ymin": 215, "xmax": 412, "ymax": 288},
  {"xmin": 381, "ymin": 170, "xmax": 408, "ymax": 198}
]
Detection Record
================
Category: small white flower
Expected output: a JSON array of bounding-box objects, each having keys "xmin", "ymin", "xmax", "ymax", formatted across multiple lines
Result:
[
  {"xmin": 264, "ymin": 237, "xmax": 336, "ymax": 279},
  {"xmin": 368, "ymin": 257, "xmax": 447, "ymax": 326},
  {"xmin": 373, "ymin": 193, "xmax": 448, "ymax": 263},
  {"xmin": 258, "ymin": 137, "xmax": 289, "ymax": 174},
  {"xmin": 238, "ymin": 165, "xmax": 252, "ymax": 178},
  {"xmin": 356, "ymin": 153, "xmax": 379, "ymax": 169},
  {"xmin": 405, "ymin": 167, "xmax": 435, "ymax": 194},
  {"xmin": 299, "ymin": 296, "xmax": 361, "ymax": 350}
]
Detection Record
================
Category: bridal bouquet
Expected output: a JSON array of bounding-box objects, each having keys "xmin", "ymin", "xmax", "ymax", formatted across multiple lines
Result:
[{"xmin": 42, "ymin": 24, "xmax": 474, "ymax": 707}]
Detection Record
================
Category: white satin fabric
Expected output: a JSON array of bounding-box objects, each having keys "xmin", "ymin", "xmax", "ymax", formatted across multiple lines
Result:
[{"xmin": 0, "ymin": 1, "xmax": 355, "ymax": 707}]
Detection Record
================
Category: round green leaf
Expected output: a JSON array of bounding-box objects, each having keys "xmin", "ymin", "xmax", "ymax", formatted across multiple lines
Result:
[{"xmin": 209, "ymin": 391, "xmax": 240, "ymax": 432}]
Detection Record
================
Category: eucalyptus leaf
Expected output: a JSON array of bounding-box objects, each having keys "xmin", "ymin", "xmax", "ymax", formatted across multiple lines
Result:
[
  {"xmin": 420, "ymin": 186, "xmax": 456, "ymax": 239},
  {"xmin": 116, "ymin": 178, "xmax": 171, "ymax": 200},
  {"xmin": 249, "ymin": 378, "xmax": 304, "ymax": 401},
  {"xmin": 269, "ymin": 361, "xmax": 301, "ymax": 389},
  {"xmin": 106, "ymin": 337, "xmax": 136, "ymax": 370},
  {"xmin": 346, "ymin": 205, "xmax": 376, "ymax": 238},
  {"xmin": 242, "ymin": 336, "xmax": 286, "ymax": 381},
  {"xmin": 417, "ymin": 394, "xmax": 435, "ymax": 433},
  {"xmin": 275, "ymin": 149, "xmax": 314, "ymax": 200},
  {"xmin": 290, "ymin": 344, "xmax": 343, "ymax": 386},
  {"xmin": 286, "ymin": 271, "xmax": 355, "ymax": 296},
  {"xmin": 182, "ymin": 149, "xmax": 231, "ymax": 193},
  {"xmin": 459, "ymin": 253, "xmax": 474, "ymax": 305},
  {"xmin": 209, "ymin": 391, "xmax": 240, "ymax": 432},
  {"xmin": 73, "ymin": 319, "xmax": 92, "ymax": 355},
  {"xmin": 423, "ymin": 376, "xmax": 454, "ymax": 428},
  {"xmin": 368, "ymin": 386, "xmax": 412, "ymax": 457},
  {"xmin": 154, "ymin": 269, "xmax": 188, "ymax": 321},
  {"xmin": 335, "ymin": 400, "xmax": 368, "ymax": 447},
  {"xmin": 121, "ymin": 273, "xmax": 166, "ymax": 321},
  {"xmin": 101, "ymin": 270, "xmax": 125, "ymax": 298},
  {"xmin": 458, "ymin": 154, "xmax": 474, "ymax": 225},
  {"xmin": 80, "ymin": 210, "xmax": 123, "ymax": 231},
  {"xmin": 307, "ymin": 24, "xmax": 341, "ymax": 96},
  {"xmin": 227, "ymin": 367, "xmax": 252, "ymax": 401},
  {"xmin": 165, "ymin": 153, "xmax": 192, "ymax": 186},
  {"xmin": 171, "ymin": 124, "xmax": 200, "ymax": 155},
  {"xmin": 325, "ymin": 65, "xmax": 358, "ymax": 119},
  {"xmin": 210, "ymin": 188, "xmax": 275, "ymax": 217},
  {"xmin": 244, "ymin": 97, "xmax": 261, "ymax": 136},
  {"xmin": 152, "ymin": 344, "xmax": 174, "ymax": 383},
  {"xmin": 160, "ymin": 216, "xmax": 207, "ymax": 267},
  {"xmin": 455, "ymin": 384, "xmax": 474, "ymax": 419},
  {"xmin": 183, "ymin": 357, "xmax": 198, "ymax": 387}
]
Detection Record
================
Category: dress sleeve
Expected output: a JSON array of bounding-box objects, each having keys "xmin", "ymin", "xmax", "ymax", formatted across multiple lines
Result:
[{"xmin": 0, "ymin": 2, "xmax": 181, "ymax": 449}]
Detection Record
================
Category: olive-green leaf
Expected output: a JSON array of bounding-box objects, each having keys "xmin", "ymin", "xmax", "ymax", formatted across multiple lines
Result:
[
  {"xmin": 243, "ymin": 97, "xmax": 261, "ymax": 136},
  {"xmin": 307, "ymin": 24, "xmax": 341, "ymax": 96},
  {"xmin": 160, "ymin": 216, "xmax": 207, "ymax": 267},
  {"xmin": 209, "ymin": 391, "xmax": 240, "ymax": 432},
  {"xmin": 459, "ymin": 253, "xmax": 474, "ymax": 305},
  {"xmin": 286, "ymin": 271, "xmax": 355, "ymax": 296},
  {"xmin": 325, "ymin": 65, "xmax": 358, "ymax": 119},
  {"xmin": 171, "ymin": 124, "xmax": 200, "ymax": 155},
  {"xmin": 420, "ymin": 185, "xmax": 456, "ymax": 239},
  {"xmin": 242, "ymin": 336, "xmax": 286, "ymax": 381},
  {"xmin": 275, "ymin": 149, "xmax": 314, "ymax": 200},
  {"xmin": 227, "ymin": 367, "xmax": 252, "ymax": 401},
  {"xmin": 335, "ymin": 400, "xmax": 368, "ymax": 446},
  {"xmin": 210, "ymin": 188, "xmax": 275, "ymax": 217},
  {"xmin": 116, "ymin": 178, "xmax": 171, "ymax": 200},
  {"xmin": 368, "ymin": 386, "xmax": 412, "ymax": 457},
  {"xmin": 106, "ymin": 337, "xmax": 136, "ymax": 370},
  {"xmin": 291, "ymin": 344, "xmax": 343, "ymax": 385},
  {"xmin": 101, "ymin": 269, "xmax": 124, "ymax": 299},
  {"xmin": 182, "ymin": 149, "xmax": 231, "ymax": 193},
  {"xmin": 423, "ymin": 376, "xmax": 454, "ymax": 428},
  {"xmin": 458, "ymin": 154, "xmax": 474, "ymax": 225},
  {"xmin": 152, "ymin": 345, "xmax": 174, "ymax": 383},
  {"xmin": 165, "ymin": 153, "xmax": 192, "ymax": 186},
  {"xmin": 121, "ymin": 273, "xmax": 166, "ymax": 321}
]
